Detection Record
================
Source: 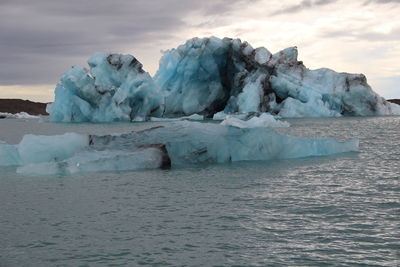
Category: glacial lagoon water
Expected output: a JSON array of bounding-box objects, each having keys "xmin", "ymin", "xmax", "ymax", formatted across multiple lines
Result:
[{"xmin": 0, "ymin": 117, "xmax": 399, "ymax": 266}]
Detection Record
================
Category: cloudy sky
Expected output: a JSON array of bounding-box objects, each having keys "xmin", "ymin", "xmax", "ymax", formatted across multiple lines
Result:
[{"xmin": 0, "ymin": 0, "xmax": 399, "ymax": 102}]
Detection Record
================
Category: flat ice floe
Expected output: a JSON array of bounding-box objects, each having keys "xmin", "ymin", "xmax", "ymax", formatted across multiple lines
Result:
[{"xmin": 0, "ymin": 121, "xmax": 358, "ymax": 176}]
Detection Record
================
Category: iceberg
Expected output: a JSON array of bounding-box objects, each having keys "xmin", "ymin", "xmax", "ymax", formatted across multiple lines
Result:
[
  {"xmin": 89, "ymin": 121, "xmax": 358, "ymax": 166},
  {"xmin": 48, "ymin": 37, "xmax": 400, "ymax": 122},
  {"xmin": 47, "ymin": 53, "xmax": 163, "ymax": 122},
  {"xmin": 0, "ymin": 121, "xmax": 358, "ymax": 176},
  {"xmin": 156, "ymin": 38, "xmax": 398, "ymax": 118}
]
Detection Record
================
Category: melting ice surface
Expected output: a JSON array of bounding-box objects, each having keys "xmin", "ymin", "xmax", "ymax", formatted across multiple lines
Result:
[
  {"xmin": 48, "ymin": 37, "xmax": 400, "ymax": 122},
  {"xmin": 0, "ymin": 121, "xmax": 358, "ymax": 176}
]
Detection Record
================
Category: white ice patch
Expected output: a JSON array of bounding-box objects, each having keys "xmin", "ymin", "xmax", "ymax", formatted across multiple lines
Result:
[
  {"xmin": 150, "ymin": 114, "xmax": 204, "ymax": 122},
  {"xmin": 0, "ymin": 112, "xmax": 39, "ymax": 119},
  {"xmin": 236, "ymin": 74, "xmax": 266, "ymax": 113},
  {"xmin": 17, "ymin": 133, "xmax": 88, "ymax": 164},
  {"xmin": 255, "ymin": 47, "xmax": 272, "ymax": 65},
  {"xmin": 213, "ymin": 112, "xmax": 250, "ymax": 121},
  {"xmin": 220, "ymin": 113, "xmax": 289, "ymax": 128}
]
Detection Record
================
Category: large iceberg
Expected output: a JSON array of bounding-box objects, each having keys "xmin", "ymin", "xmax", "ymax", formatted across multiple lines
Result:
[
  {"xmin": 48, "ymin": 37, "xmax": 400, "ymax": 122},
  {"xmin": 0, "ymin": 121, "xmax": 358, "ymax": 176},
  {"xmin": 155, "ymin": 37, "xmax": 398, "ymax": 117}
]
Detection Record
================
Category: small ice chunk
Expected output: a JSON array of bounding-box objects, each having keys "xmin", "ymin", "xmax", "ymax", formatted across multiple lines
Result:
[
  {"xmin": 213, "ymin": 111, "xmax": 250, "ymax": 121},
  {"xmin": 0, "ymin": 112, "xmax": 39, "ymax": 119},
  {"xmin": 242, "ymin": 42, "xmax": 254, "ymax": 56},
  {"xmin": 255, "ymin": 47, "xmax": 272, "ymax": 65},
  {"xmin": 221, "ymin": 113, "xmax": 289, "ymax": 128},
  {"xmin": 150, "ymin": 114, "xmax": 204, "ymax": 122},
  {"xmin": 183, "ymin": 114, "xmax": 204, "ymax": 121}
]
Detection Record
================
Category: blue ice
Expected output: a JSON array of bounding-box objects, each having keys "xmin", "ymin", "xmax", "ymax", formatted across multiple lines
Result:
[
  {"xmin": 0, "ymin": 121, "xmax": 359, "ymax": 175},
  {"xmin": 48, "ymin": 37, "xmax": 400, "ymax": 122}
]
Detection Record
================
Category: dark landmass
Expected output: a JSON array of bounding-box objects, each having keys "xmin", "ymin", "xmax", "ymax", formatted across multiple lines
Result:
[
  {"xmin": 388, "ymin": 99, "xmax": 400, "ymax": 105},
  {"xmin": 0, "ymin": 99, "xmax": 48, "ymax": 115}
]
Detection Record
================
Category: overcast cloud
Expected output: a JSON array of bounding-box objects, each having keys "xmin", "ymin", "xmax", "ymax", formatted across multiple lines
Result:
[
  {"xmin": 0, "ymin": 0, "xmax": 399, "ymax": 101},
  {"xmin": 270, "ymin": 0, "xmax": 338, "ymax": 16},
  {"xmin": 0, "ymin": 0, "xmax": 250, "ymax": 84}
]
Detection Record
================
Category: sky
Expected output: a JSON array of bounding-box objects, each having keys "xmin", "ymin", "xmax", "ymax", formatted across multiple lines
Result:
[{"xmin": 0, "ymin": 0, "xmax": 399, "ymax": 102}]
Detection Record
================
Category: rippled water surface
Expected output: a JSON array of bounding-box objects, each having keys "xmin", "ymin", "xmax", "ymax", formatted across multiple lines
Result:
[{"xmin": 0, "ymin": 117, "xmax": 399, "ymax": 266}]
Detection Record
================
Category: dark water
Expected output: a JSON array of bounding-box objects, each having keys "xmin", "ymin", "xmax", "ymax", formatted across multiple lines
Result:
[{"xmin": 0, "ymin": 117, "xmax": 399, "ymax": 266}]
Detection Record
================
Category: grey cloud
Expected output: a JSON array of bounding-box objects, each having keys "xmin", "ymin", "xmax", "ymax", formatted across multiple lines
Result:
[
  {"xmin": 202, "ymin": 0, "xmax": 261, "ymax": 15},
  {"xmin": 270, "ymin": 0, "xmax": 337, "ymax": 16},
  {"xmin": 321, "ymin": 26, "xmax": 400, "ymax": 42},
  {"xmin": 357, "ymin": 28, "xmax": 400, "ymax": 41},
  {"xmin": 0, "ymin": 0, "xmax": 249, "ymax": 85},
  {"xmin": 364, "ymin": 0, "xmax": 400, "ymax": 4}
]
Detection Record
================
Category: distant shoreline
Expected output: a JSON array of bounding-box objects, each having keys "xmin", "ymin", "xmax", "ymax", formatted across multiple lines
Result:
[
  {"xmin": 0, "ymin": 98, "xmax": 399, "ymax": 116},
  {"xmin": 0, "ymin": 99, "xmax": 48, "ymax": 115},
  {"xmin": 388, "ymin": 99, "xmax": 400, "ymax": 105}
]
